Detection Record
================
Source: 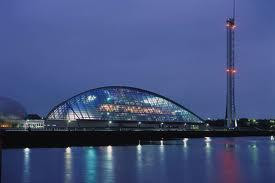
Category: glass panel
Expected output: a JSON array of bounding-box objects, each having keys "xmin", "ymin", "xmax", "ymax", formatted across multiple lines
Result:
[{"xmin": 47, "ymin": 87, "xmax": 202, "ymax": 123}]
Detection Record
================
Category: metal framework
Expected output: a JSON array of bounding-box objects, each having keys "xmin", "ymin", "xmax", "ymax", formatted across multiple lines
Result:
[
  {"xmin": 225, "ymin": 0, "xmax": 237, "ymax": 129},
  {"xmin": 47, "ymin": 86, "xmax": 203, "ymax": 123}
]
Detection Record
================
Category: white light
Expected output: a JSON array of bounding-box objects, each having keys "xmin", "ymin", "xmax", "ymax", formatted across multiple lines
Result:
[
  {"xmin": 205, "ymin": 137, "xmax": 211, "ymax": 142},
  {"xmin": 66, "ymin": 147, "xmax": 71, "ymax": 153},
  {"xmin": 24, "ymin": 148, "xmax": 30, "ymax": 152},
  {"xmin": 107, "ymin": 145, "xmax": 112, "ymax": 153},
  {"xmin": 137, "ymin": 140, "xmax": 142, "ymax": 148},
  {"xmin": 109, "ymin": 121, "xmax": 112, "ymax": 124},
  {"xmin": 271, "ymin": 136, "xmax": 274, "ymax": 141},
  {"xmin": 161, "ymin": 123, "xmax": 164, "ymax": 125},
  {"xmin": 138, "ymin": 122, "xmax": 141, "ymax": 125},
  {"xmin": 183, "ymin": 138, "xmax": 188, "ymax": 142},
  {"xmin": 160, "ymin": 140, "xmax": 164, "ymax": 146},
  {"xmin": 87, "ymin": 95, "xmax": 96, "ymax": 102},
  {"xmin": 68, "ymin": 120, "xmax": 71, "ymax": 123}
]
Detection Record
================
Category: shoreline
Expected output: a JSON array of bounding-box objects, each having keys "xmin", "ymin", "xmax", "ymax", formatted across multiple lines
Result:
[{"xmin": 1, "ymin": 130, "xmax": 274, "ymax": 148}]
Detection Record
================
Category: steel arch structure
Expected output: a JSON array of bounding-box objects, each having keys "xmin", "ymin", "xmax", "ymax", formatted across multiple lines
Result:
[{"xmin": 47, "ymin": 86, "xmax": 203, "ymax": 123}]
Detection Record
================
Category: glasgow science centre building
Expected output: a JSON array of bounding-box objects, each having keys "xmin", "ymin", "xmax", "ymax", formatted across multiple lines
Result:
[{"xmin": 46, "ymin": 86, "xmax": 205, "ymax": 130}]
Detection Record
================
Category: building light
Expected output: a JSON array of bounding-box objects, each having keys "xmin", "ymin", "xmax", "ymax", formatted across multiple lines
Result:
[
  {"xmin": 87, "ymin": 95, "xmax": 96, "ymax": 102},
  {"xmin": 109, "ymin": 121, "xmax": 112, "ymax": 124}
]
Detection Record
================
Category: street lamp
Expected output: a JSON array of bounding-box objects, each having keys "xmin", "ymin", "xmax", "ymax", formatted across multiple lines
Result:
[
  {"xmin": 138, "ymin": 121, "xmax": 141, "ymax": 128},
  {"xmin": 67, "ymin": 119, "xmax": 71, "ymax": 130},
  {"xmin": 206, "ymin": 123, "xmax": 209, "ymax": 130}
]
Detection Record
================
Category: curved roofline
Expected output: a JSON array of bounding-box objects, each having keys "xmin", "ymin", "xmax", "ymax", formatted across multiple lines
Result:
[{"xmin": 46, "ymin": 86, "xmax": 204, "ymax": 122}]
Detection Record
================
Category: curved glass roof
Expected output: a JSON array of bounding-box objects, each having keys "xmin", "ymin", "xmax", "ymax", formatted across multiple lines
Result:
[{"xmin": 47, "ymin": 86, "xmax": 203, "ymax": 123}]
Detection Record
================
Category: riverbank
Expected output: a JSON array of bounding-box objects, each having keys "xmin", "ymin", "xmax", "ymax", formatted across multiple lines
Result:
[{"xmin": 1, "ymin": 130, "xmax": 274, "ymax": 148}]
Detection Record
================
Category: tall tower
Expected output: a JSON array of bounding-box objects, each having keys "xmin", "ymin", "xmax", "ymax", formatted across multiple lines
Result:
[{"xmin": 225, "ymin": 0, "xmax": 237, "ymax": 129}]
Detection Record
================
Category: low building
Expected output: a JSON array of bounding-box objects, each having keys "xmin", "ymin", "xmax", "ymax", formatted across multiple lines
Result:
[{"xmin": 21, "ymin": 119, "xmax": 45, "ymax": 129}]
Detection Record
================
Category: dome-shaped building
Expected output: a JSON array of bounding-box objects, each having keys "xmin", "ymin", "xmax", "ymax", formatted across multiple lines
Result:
[
  {"xmin": 0, "ymin": 97, "xmax": 26, "ymax": 120},
  {"xmin": 46, "ymin": 86, "xmax": 204, "ymax": 129}
]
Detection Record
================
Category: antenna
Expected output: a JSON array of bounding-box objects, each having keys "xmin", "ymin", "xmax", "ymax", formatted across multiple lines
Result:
[{"xmin": 225, "ymin": 0, "xmax": 237, "ymax": 129}]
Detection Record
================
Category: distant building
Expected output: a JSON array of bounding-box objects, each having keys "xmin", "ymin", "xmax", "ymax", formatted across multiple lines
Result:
[
  {"xmin": 21, "ymin": 119, "xmax": 45, "ymax": 129},
  {"xmin": 20, "ymin": 114, "xmax": 45, "ymax": 129},
  {"xmin": 0, "ymin": 97, "xmax": 26, "ymax": 128},
  {"xmin": 0, "ymin": 97, "xmax": 45, "ymax": 129},
  {"xmin": 46, "ymin": 86, "xmax": 205, "ymax": 129}
]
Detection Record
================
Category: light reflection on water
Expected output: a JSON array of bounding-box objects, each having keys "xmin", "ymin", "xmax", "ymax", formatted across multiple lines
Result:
[
  {"xmin": 104, "ymin": 145, "xmax": 114, "ymax": 183},
  {"xmin": 218, "ymin": 140, "xmax": 240, "ymax": 183},
  {"xmin": 64, "ymin": 147, "xmax": 72, "ymax": 183},
  {"xmin": 2, "ymin": 137, "xmax": 275, "ymax": 183},
  {"xmin": 85, "ymin": 147, "xmax": 96, "ymax": 183},
  {"xmin": 23, "ymin": 148, "xmax": 30, "ymax": 183}
]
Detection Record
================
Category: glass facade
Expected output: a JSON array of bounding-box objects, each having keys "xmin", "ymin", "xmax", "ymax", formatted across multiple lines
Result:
[{"xmin": 47, "ymin": 86, "xmax": 203, "ymax": 123}]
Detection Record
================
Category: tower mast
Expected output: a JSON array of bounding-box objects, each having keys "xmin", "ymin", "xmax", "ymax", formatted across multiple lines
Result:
[{"xmin": 225, "ymin": 0, "xmax": 237, "ymax": 129}]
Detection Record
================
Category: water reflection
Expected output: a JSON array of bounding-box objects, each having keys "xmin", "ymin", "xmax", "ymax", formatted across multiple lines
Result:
[
  {"xmin": 104, "ymin": 145, "xmax": 114, "ymax": 183},
  {"xmin": 64, "ymin": 147, "xmax": 72, "ymax": 183},
  {"xmin": 270, "ymin": 142, "xmax": 275, "ymax": 175},
  {"xmin": 205, "ymin": 137, "xmax": 211, "ymax": 142},
  {"xmin": 271, "ymin": 136, "xmax": 274, "ymax": 141},
  {"xmin": 85, "ymin": 147, "xmax": 97, "ymax": 183},
  {"xmin": 249, "ymin": 142, "xmax": 259, "ymax": 182},
  {"xmin": 204, "ymin": 137, "xmax": 212, "ymax": 182},
  {"xmin": 182, "ymin": 138, "xmax": 189, "ymax": 161},
  {"xmin": 23, "ymin": 148, "xmax": 30, "ymax": 183},
  {"xmin": 219, "ymin": 140, "xmax": 240, "ymax": 183},
  {"xmin": 137, "ymin": 140, "xmax": 142, "ymax": 152},
  {"xmin": 136, "ymin": 141, "xmax": 142, "ymax": 180},
  {"xmin": 160, "ymin": 140, "xmax": 165, "ymax": 158},
  {"xmin": 4, "ymin": 137, "xmax": 275, "ymax": 183},
  {"xmin": 183, "ymin": 138, "xmax": 188, "ymax": 148},
  {"xmin": 205, "ymin": 137, "xmax": 211, "ymax": 151}
]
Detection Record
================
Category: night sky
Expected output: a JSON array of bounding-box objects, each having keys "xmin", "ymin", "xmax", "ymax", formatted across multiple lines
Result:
[{"xmin": 0, "ymin": 0, "xmax": 274, "ymax": 119}]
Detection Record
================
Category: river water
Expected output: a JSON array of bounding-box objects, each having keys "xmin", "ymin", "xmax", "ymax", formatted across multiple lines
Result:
[{"xmin": 2, "ymin": 136, "xmax": 275, "ymax": 183}]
